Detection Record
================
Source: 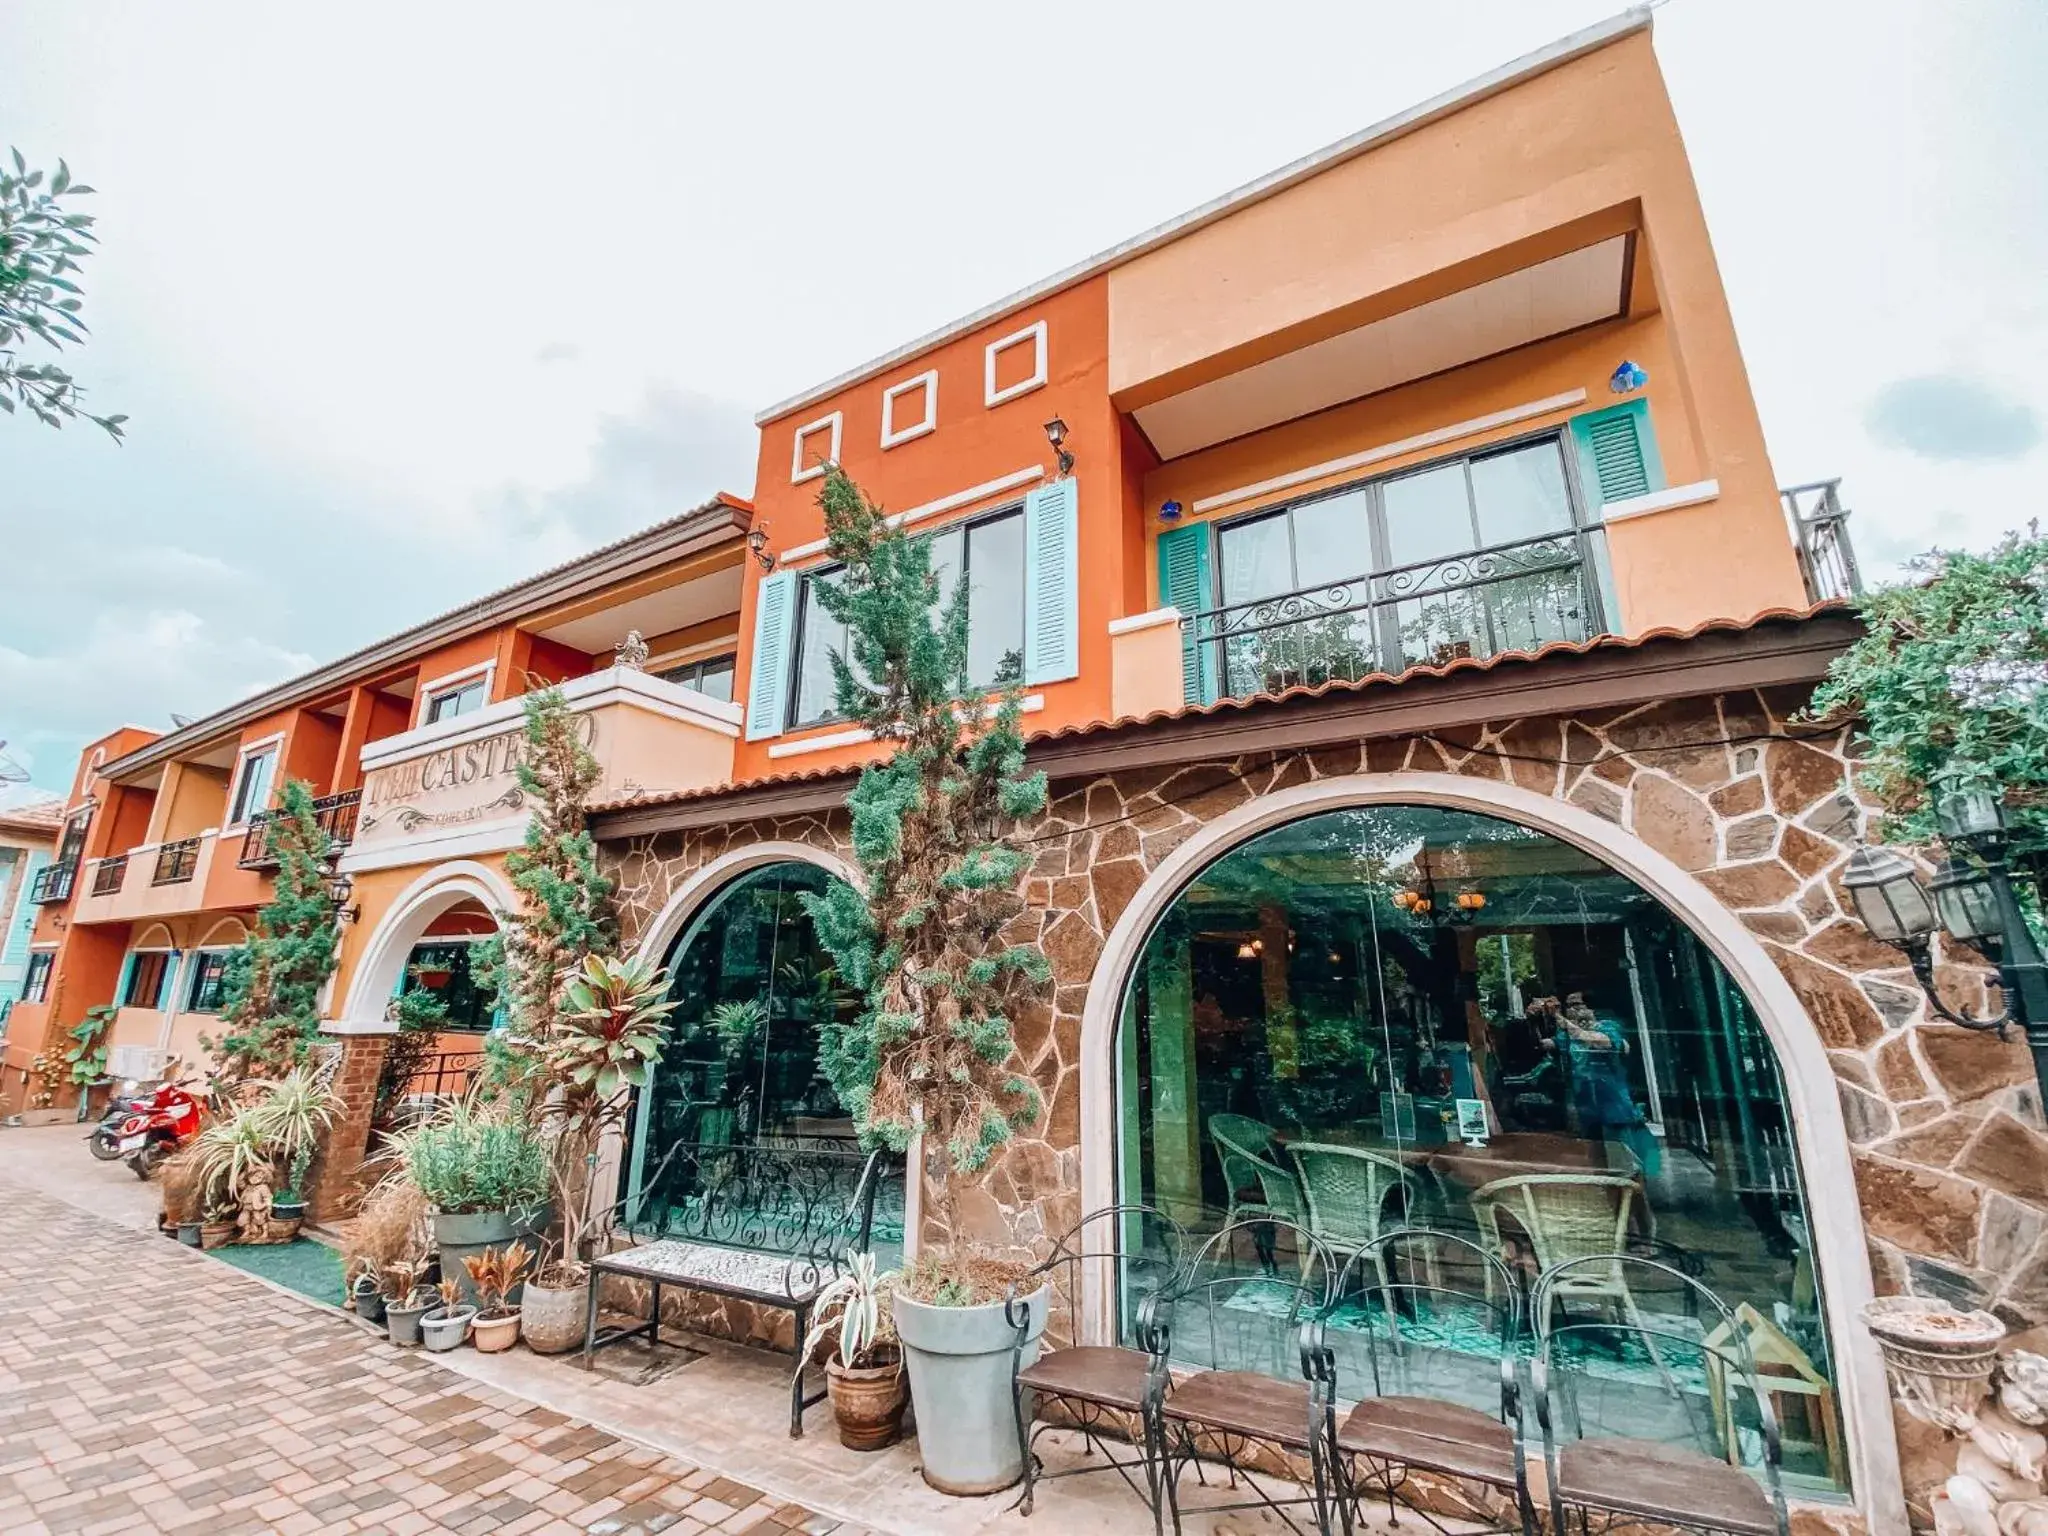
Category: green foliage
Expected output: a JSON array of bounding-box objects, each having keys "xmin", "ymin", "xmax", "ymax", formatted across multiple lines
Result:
[
  {"xmin": 1806, "ymin": 530, "xmax": 2048, "ymax": 857},
  {"xmin": 400, "ymin": 1100, "xmax": 551, "ymax": 1214},
  {"xmin": 552, "ymin": 952, "xmax": 676, "ymax": 1105},
  {"xmin": 795, "ymin": 467, "xmax": 1049, "ymax": 1183},
  {"xmin": 244, "ymin": 1066, "xmax": 339, "ymax": 1200},
  {"xmin": 213, "ymin": 779, "xmax": 339, "ymax": 1079},
  {"xmin": 1, "ymin": 149, "xmax": 125, "ymax": 439},
  {"xmin": 65, "ymin": 1004, "xmax": 116, "ymax": 1085},
  {"xmin": 485, "ymin": 688, "xmax": 614, "ymax": 1078},
  {"xmin": 374, "ymin": 980, "xmax": 450, "ymax": 1129}
]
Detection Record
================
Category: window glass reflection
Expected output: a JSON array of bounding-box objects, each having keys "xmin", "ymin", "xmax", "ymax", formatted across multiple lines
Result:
[{"xmin": 1118, "ymin": 804, "xmax": 1842, "ymax": 1496}]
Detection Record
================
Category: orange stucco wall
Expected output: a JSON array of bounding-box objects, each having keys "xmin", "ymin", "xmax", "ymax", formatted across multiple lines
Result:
[
  {"xmin": 737, "ymin": 275, "xmax": 1131, "ymax": 782},
  {"xmin": 1107, "ymin": 28, "xmax": 1798, "ymax": 631}
]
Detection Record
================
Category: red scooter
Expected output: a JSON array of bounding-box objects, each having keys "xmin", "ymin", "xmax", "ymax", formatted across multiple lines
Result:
[{"xmin": 112, "ymin": 1079, "xmax": 205, "ymax": 1178}]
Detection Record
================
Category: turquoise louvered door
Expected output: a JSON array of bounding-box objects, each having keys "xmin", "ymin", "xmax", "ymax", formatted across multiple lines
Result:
[
  {"xmin": 743, "ymin": 569, "xmax": 798, "ymax": 741},
  {"xmin": 1156, "ymin": 522, "xmax": 1215, "ymax": 706},
  {"xmin": 1569, "ymin": 400, "xmax": 1665, "ymax": 509},
  {"xmin": 0, "ymin": 851, "xmax": 45, "ymax": 979},
  {"xmin": 1022, "ymin": 480, "xmax": 1079, "ymax": 685}
]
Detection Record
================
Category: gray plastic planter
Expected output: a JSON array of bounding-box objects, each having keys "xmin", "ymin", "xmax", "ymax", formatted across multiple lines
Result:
[
  {"xmin": 893, "ymin": 1285, "xmax": 1048, "ymax": 1495},
  {"xmin": 385, "ymin": 1298, "xmax": 432, "ymax": 1348},
  {"xmin": 420, "ymin": 1305, "xmax": 476, "ymax": 1352},
  {"xmin": 432, "ymin": 1209, "xmax": 541, "ymax": 1308}
]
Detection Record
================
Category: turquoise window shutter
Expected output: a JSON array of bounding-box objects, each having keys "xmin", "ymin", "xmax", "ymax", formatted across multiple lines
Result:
[
  {"xmin": 1156, "ymin": 523, "xmax": 1215, "ymax": 706},
  {"xmin": 113, "ymin": 952, "xmax": 136, "ymax": 1010},
  {"xmin": 743, "ymin": 570, "xmax": 798, "ymax": 742},
  {"xmin": 1569, "ymin": 400, "xmax": 1665, "ymax": 511},
  {"xmin": 1022, "ymin": 480, "xmax": 1080, "ymax": 685},
  {"xmin": 156, "ymin": 951, "xmax": 179, "ymax": 1010},
  {"xmin": 1, "ymin": 852, "xmax": 46, "ymax": 973}
]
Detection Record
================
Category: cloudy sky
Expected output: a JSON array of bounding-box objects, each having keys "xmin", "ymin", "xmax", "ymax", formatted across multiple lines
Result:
[{"xmin": 2, "ymin": 0, "xmax": 2041, "ymax": 798}]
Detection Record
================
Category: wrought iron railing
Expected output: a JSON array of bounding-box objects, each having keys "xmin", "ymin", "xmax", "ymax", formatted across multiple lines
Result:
[
  {"xmin": 1782, "ymin": 478, "xmax": 1863, "ymax": 604},
  {"xmin": 411, "ymin": 1049, "xmax": 482, "ymax": 1101},
  {"xmin": 624, "ymin": 1139, "xmax": 905, "ymax": 1269},
  {"xmin": 30, "ymin": 860, "xmax": 76, "ymax": 905},
  {"xmin": 89, "ymin": 856, "xmax": 127, "ymax": 897},
  {"xmin": 151, "ymin": 837, "xmax": 201, "ymax": 886},
  {"xmin": 1183, "ymin": 528, "xmax": 1603, "ymax": 703},
  {"xmin": 237, "ymin": 789, "xmax": 364, "ymax": 870}
]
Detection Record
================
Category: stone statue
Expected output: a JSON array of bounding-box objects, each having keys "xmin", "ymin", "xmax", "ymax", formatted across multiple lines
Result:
[
  {"xmin": 614, "ymin": 630, "xmax": 649, "ymax": 670},
  {"xmin": 237, "ymin": 1160, "xmax": 279, "ymax": 1245},
  {"xmin": 1932, "ymin": 1352, "xmax": 2048, "ymax": 1536}
]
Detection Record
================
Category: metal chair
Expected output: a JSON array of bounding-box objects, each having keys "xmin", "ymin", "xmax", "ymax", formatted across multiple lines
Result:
[
  {"xmin": 1148, "ymin": 1218, "xmax": 1338, "ymax": 1536},
  {"xmin": 1007, "ymin": 1204, "xmax": 1188, "ymax": 1527},
  {"xmin": 1307, "ymin": 1229, "xmax": 1533, "ymax": 1536},
  {"xmin": 1533, "ymin": 1254, "xmax": 1789, "ymax": 1536},
  {"xmin": 1209, "ymin": 1114, "xmax": 1301, "ymax": 1272}
]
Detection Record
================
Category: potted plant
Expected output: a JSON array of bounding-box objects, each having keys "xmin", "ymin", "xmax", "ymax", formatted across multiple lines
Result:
[
  {"xmin": 421, "ymin": 1276, "xmax": 475, "ymax": 1352},
  {"xmin": 349, "ymin": 1261, "xmax": 388, "ymax": 1326},
  {"xmin": 520, "ymin": 952, "xmax": 680, "ymax": 1354},
  {"xmin": 158, "ymin": 1146, "xmax": 206, "ymax": 1246},
  {"xmin": 384, "ymin": 1265, "xmax": 434, "ymax": 1347},
  {"xmin": 341, "ymin": 1177, "xmax": 428, "ymax": 1321},
  {"xmin": 401, "ymin": 1100, "xmax": 550, "ymax": 1305},
  {"xmin": 463, "ymin": 1245, "xmax": 532, "ymax": 1353},
  {"xmin": 795, "ymin": 468, "xmax": 1054, "ymax": 1494},
  {"xmin": 803, "ymin": 1252, "xmax": 908, "ymax": 1451},
  {"xmin": 245, "ymin": 1065, "xmax": 336, "ymax": 1230}
]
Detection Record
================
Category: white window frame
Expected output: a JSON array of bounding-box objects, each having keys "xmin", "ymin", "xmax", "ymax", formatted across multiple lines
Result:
[
  {"xmin": 984, "ymin": 320, "xmax": 1047, "ymax": 408},
  {"xmin": 880, "ymin": 370, "xmax": 938, "ymax": 449},
  {"xmin": 22, "ymin": 949, "xmax": 55, "ymax": 1003},
  {"xmin": 227, "ymin": 735, "xmax": 284, "ymax": 828},
  {"xmin": 415, "ymin": 660, "xmax": 496, "ymax": 727}
]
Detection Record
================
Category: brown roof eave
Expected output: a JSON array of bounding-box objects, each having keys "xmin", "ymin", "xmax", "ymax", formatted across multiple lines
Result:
[{"xmin": 591, "ymin": 608, "xmax": 1862, "ymax": 841}]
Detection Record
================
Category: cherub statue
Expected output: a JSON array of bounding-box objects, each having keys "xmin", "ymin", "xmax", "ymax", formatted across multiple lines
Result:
[
  {"xmin": 1934, "ymin": 1352, "xmax": 2048, "ymax": 1536},
  {"xmin": 614, "ymin": 629, "xmax": 650, "ymax": 670}
]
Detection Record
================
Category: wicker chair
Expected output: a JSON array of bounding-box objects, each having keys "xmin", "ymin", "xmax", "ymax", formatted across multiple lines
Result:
[
  {"xmin": 1306, "ymin": 1229, "xmax": 1532, "ymax": 1536},
  {"xmin": 1286, "ymin": 1143, "xmax": 1416, "ymax": 1296},
  {"xmin": 1210, "ymin": 1115, "xmax": 1301, "ymax": 1272},
  {"xmin": 1533, "ymin": 1254, "xmax": 1788, "ymax": 1536},
  {"xmin": 1148, "ymin": 1218, "xmax": 1338, "ymax": 1536},
  {"xmin": 1470, "ymin": 1172, "xmax": 1644, "ymax": 1325},
  {"xmin": 1006, "ymin": 1204, "xmax": 1189, "ymax": 1524}
]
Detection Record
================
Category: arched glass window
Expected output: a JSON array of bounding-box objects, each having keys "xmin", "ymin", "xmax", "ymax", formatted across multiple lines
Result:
[
  {"xmin": 637, "ymin": 862, "xmax": 857, "ymax": 1151},
  {"xmin": 1118, "ymin": 804, "xmax": 1844, "ymax": 1496}
]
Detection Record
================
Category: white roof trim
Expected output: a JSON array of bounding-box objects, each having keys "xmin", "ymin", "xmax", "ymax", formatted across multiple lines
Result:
[{"xmin": 754, "ymin": 7, "xmax": 1653, "ymax": 426}]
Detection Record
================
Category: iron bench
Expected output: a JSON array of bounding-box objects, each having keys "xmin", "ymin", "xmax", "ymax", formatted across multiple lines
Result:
[{"xmin": 583, "ymin": 1138, "xmax": 896, "ymax": 1437}]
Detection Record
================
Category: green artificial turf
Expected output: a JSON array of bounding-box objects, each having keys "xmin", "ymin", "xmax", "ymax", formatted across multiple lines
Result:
[{"xmin": 207, "ymin": 1237, "xmax": 347, "ymax": 1306}]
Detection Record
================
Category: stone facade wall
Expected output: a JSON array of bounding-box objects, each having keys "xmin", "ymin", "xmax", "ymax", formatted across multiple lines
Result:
[{"xmin": 603, "ymin": 685, "xmax": 2041, "ymax": 1525}]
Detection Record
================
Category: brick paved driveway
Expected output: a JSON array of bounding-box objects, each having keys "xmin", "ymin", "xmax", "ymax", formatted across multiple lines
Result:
[{"xmin": 0, "ymin": 1185, "xmax": 840, "ymax": 1535}]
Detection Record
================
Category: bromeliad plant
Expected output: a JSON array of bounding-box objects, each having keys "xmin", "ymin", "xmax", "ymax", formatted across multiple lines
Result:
[
  {"xmin": 538, "ymin": 953, "xmax": 677, "ymax": 1281},
  {"xmin": 803, "ymin": 1251, "xmax": 901, "ymax": 1370},
  {"xmin": 796, "ymin": 467, "xmax": 1051, "ymax": 1255}
]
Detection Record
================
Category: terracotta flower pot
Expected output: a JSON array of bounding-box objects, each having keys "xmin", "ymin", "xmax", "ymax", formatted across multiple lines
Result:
[
  {"xmin": 471, "ymin": 1311, "xmax": 522, "ymax": 1354},
  {"xmin": 199, "ymin": 1220, "xmax": 237, "ymax": 1251},
  {"xmin": 826, "ymin": 1357, "xmax": 910, "ymax": 1452}
]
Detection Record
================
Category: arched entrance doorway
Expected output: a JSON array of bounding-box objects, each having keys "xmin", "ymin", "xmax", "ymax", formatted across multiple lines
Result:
[{"xmin": 1082, "ymin": 776, "xmax": 1890, "ymax": 1512}]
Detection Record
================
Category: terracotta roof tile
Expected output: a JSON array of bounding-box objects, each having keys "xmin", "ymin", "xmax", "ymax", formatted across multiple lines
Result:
[
  {"xmin": 587, "ymin": 602, "xmax": 1854, "ymax": 819},
  {"xmin": 0, "ymin": 797, "xmax": 66, "ymax": 835}
]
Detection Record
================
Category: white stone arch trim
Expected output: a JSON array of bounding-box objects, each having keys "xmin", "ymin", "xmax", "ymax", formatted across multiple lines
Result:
[
  {"xmin": 336, "ymin": 859, "xmax": 515, "ymax": 1029},
  {"xmin": 630, "ymin": 840, "xmax": 862, "ymax": 968},
  {"xmin": 1076, "ymin": 770, "xmax": 1902, "ymax": 1533},
  {"xmin": 131, "ymin": 922, "xmax": 177, "ymax": 951}
]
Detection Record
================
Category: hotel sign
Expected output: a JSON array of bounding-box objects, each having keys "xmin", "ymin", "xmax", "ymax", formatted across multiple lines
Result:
[{"xmin": 355, "ymin": 714, "xmax": 597, "ymax": 849}]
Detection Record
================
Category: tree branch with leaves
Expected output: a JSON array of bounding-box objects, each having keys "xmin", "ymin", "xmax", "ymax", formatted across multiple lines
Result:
[
  {"xmin": 797, "ymin": 467, "xmax": 1051, "ymax": 1220},
  {"xmin": 1, "ymin": 149, "xmax": 125, "ymax": 440}
]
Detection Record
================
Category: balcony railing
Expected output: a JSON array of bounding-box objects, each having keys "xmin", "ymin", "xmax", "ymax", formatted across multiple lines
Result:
[
  {"xmin": 30, "ymin": 860, "xmax": 76, "ymax": 905},
  {"xmin": 237, "ymin": 789, "xmax": 364, "ymax": 870},
  {"xmin": 1783, "ymin": 479, "xmax": 1863, "ymax": 604},
  {"xmin": 90, "ymin": 856, "xmax": 128, "ymax": 897},
  {"xmin": 151, "ymin": 837, "xmax": 201, "ymax": 887},
  {"xmin": 1183, "ymin": 528, "xmax": 1602, "ymax": 703}
]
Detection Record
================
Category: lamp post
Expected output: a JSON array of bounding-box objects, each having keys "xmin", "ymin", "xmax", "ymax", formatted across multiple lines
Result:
[{"xmin": 1841, "ymin": 787, "xmax": 2048, "ymax": 1099}]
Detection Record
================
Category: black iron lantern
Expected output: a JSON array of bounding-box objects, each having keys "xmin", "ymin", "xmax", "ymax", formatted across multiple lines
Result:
[
  {"xmin": 1929, "ymin": 856, "xmax": 2001, "ymax": 945},
  {"xmin": 1841, "ymin": 843, "xmax": 1939, "ymax": 946}
]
